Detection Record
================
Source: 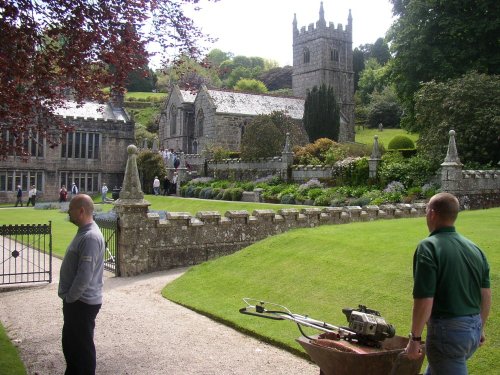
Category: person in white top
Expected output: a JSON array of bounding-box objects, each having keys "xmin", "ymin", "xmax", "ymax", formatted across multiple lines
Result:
[
  {"xmin": 153, "ymin": 176, "xmax": 160, "ymax": 195},
  {"xmin": 101, "ymin": 183, "xmax": 108, "ymax": 203},
  {"xmin": 27, "ymin": 185, "xmax": 37, "ymax": 207}
]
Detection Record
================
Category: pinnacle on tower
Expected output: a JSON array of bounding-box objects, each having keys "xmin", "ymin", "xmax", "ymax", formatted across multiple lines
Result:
[
  {"xmin": 317, "ymin": 2, "xmax": 326, "ymax": 28},
  {"xmin": 347, "ymin": 9, "xmax": 353, "ymax": 32}
]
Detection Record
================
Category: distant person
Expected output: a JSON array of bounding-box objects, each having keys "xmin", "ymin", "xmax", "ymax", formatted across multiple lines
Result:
[
  {"xmin": 406, "ymin": 192, "xmax": 491, "ymax": 374},
  {"xmin": 71, "ymin": 182, "xmax": 79, "ymax": 197},
  {"xmin": 14, "ymin": 185, "xmax": 23, "ymax": 207},
  {"xmin": 101, "ymin": 183, "xmax": 108, "ymax": 203},
  {"xmin": 153, "ymin": 176, "xmax": 160, "ymax": 195},
  {"xmin": 59, "ymin": 185, "xmax": 68, "ymax": 202},
  {"xmin": 170, "ymin": 171, "xmax": 178, "ymax": 195},
  {"xmin": 58, "ymin": 194, "xmax": 105, "ymax": 375},
  {"xmin": 27, "ymin": 185, "xmax": 37, "ymax": 207},
  {"xmin": 162, "ymin": 176, "xmax": 170, "ymax": 196}
]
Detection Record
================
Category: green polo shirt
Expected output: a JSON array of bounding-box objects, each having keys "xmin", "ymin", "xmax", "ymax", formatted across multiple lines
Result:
[{"xmin": 413, "ymin": 226, "xmax": 490, "ymax": 318}]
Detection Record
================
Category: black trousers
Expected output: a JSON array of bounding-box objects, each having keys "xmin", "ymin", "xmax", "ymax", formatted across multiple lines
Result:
[{"xmin": 62, "ymin": 300, "xmax": 101, "ymax": 375}]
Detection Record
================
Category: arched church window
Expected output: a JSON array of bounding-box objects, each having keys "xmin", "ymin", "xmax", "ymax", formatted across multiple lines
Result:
[
  {"xmin": 330, "ymin": 48, "xmax": 339, "ymax": 62},
  {"xmin": 196, "ymin": 109, "xmax": 204, "ymax": 137},
  {"xmin": 303, "ymin": 48, "xmax": 310, "ymax": 64},
  {"xmin": 170, "ymin": 105, "xmax": 177, "ymax": 136}
]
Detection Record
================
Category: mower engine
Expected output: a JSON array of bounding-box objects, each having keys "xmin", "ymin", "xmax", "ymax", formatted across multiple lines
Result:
[{"xmin": 341, "ymin": 305, "xmax": 396, "ymax": 346}]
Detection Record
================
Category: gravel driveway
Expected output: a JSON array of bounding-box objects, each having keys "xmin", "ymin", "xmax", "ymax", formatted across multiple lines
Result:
[{"xmin": 0, "ymin": 257, "xmax": 318, "ymax": 375}]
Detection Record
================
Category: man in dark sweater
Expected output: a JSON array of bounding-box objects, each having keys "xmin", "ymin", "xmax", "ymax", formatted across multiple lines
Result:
[
  {"xmin": 406, "ymin": 192, "xmax": 491, "ymax": 374},
  {"xmin": 58, "ymin": 194, "xmax": 105, "ymax": 375}
]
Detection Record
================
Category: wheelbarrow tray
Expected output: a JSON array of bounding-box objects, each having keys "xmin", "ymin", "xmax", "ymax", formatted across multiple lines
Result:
[{"xmin": 297, "ymin": 335, "xmax": 425, "ymax": 375}]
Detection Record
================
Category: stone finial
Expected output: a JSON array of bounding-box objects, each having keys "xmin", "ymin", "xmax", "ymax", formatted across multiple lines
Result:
[
  {"xmin": 152, "ymin": 139, "xmax": 159, "ymax": 152},
  {"xmin": 282, "ymin": 132, "xmax": 292, "ymax": 154},
  {"xmin": 142, "ymin": 139, "xmax": 148, "ymax": 149},
  {"xmin": 442, "ymin": 129, "xmax": 462, "ymax": 166},
  {"xmin": 370, "ymin": 135, "xmax": 381, "ymax": 159},
  {"xmin": 117, "ymin": 145, "xmax": 145, "ymax": 200}
]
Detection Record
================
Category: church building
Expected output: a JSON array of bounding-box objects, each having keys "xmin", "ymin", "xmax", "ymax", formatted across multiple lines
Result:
[{"xmin": 159, "ymin": 2, "xmax": 355, "ymax": 153}]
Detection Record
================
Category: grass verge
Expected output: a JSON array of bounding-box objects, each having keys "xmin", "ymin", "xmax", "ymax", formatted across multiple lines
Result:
[
  {"xmin": 163, "ymin": 208, "xmax": 499, "ymax": 375},
  {"xmin": 0, "ymin": 323, "xmax": 27, "ymax": 375}
]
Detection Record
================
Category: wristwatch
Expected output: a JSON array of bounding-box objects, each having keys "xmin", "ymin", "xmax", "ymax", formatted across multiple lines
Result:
[{"xmin": 409, "ymin": 332, "xmax": 422, "ymax": 342}]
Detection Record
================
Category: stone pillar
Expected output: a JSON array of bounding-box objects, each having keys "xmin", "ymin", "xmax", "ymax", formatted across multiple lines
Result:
[
  {"xmin": 368, "ymin": 135, "xmax": 381, "ymax": 178},
  {"xmin": 152, "ymin": 139, "xmax": 159, "ymax": 152},
  {"xmin": 440, "ymin": 130, "xmax": 463, "ymax": 194},
  {"xmin": 281, "ymin": 132, "xmax": 294, "ymax": 181},
  {"xmin": 114, "ymin": 145, "xmax": 151, "ymax": 276}
]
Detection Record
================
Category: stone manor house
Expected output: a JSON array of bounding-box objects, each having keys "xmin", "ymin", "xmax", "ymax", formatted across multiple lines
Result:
[
  {"xmin": 0, "ymin": 101, "xmax": 134, "ymax": 203},
  {"xmin": 160, "ymin": 2, "xmax": 355, "ymax": 153}
]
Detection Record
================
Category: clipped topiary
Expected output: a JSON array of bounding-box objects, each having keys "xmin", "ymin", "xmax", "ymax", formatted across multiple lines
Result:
[{"xmin": 388, "ymin": 135, "xmax": 415, "ymax": 150}]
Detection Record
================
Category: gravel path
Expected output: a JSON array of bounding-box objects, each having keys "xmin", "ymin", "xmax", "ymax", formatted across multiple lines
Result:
[{"xmin": 0, "ymin": 257, "xmax": 318, "ymax": 375}]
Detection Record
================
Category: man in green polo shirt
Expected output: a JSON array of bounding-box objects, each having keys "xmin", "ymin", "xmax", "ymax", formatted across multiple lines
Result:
[{"xmin": 405, "ymin": 192, "xmax": 491, "ymax": 374}]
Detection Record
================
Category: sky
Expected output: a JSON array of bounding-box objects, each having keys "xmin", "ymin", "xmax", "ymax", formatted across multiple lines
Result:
[{"xmin": 171, "ymin": 0, "xmax": 396, "ymax": 67}]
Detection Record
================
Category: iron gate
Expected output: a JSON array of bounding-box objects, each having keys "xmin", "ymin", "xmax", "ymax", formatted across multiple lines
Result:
[
  {"xmin": 95, "ymin": 216, "xmax": 120, "ymax": 276},
  {"xmin": 1, "ymin": 222, "xmax": 52, "ymax": 285}
]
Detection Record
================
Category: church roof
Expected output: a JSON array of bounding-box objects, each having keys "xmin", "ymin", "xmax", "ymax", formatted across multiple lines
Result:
[
  {"xmin": 55, "ymin": 101, "xmax": 129, "ymax": 122},
  {"xmin": 179, "ymin": 88, "xmax": 304, "ymax": 119},
  {"xmin": 207, "ymin": 90, "xmax": 304, "ymax": 119}
]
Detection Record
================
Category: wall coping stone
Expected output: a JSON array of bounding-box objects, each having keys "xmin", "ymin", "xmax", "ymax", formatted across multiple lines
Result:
[
  {"xmin": 253, "ymin": 209, "xmax": 276, "ymax": 218},
  {"xmin": 167, "ymin": 212, "xmax": 192, "ymax": 220},
  {"xmin": 301, "ymin": 208, "xmax": 322, "ymax": 215},
  {"xmin": 196, "ymin": 211, "xmax": 222, "ymax": 220},
  {"xmin": 225, "ymin": 210, "xmax": 250, "ymax": 218},
  {"xmin": 346, "ymin": 206, "xmax": 362, "ymax": 212}
]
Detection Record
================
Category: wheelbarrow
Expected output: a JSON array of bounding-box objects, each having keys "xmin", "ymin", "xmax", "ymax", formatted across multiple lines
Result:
[
  {"xmin": 297, "ymin": 333, "xmax": 425, "ymax": 375},
  {"xmin": 240, "ymin": 298, "xmax": 425, "ymax": 375}
]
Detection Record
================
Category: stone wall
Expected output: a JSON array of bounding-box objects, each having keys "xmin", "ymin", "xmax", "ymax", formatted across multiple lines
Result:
[
  {"xmin": 117, "ymin": 199, "xmax": 426, "ymax": 276},
  {"xmin": 440, "ymin": 130, "xmax": 500, "ymax": 209}
]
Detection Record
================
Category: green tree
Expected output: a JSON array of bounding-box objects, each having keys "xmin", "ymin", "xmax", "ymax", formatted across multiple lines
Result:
[
  {"xmin": 415, "ymin": 72, "xmax": 500, "ymax": 166},
  {"xmin": 234, "ymin": 79, "xmax": 268, "ymax": 93},
  {"xmin": 371, "ymin": 38, "xmax": 391, "ymax": 66},
  {"xmin": 366, "ymin": 86, "xmax": 402, "ymax": 128},
  {"xmin": 240, "ymin": 111, "xmax": 307, "ymax": 159},
  {"xmin": 162, "ymin": 55, "xmax": 221, "ymax": 89},
  {"xmin": 357, "ymin": 59, "xmax": 389, "ymax": 105},
  {"xmin": 303, "ymin": 84, "xmax": 341, "ymax": 142},
  {"xmin": 206, "ymin": 49, "xmax": 233, "ymax": 68},
  {"xmin": 240, "ymin": 117, "xmax": 283, "ymax": 159},
  {"xmin": 127, "ymin": 67, "xmax": 157, "ymax": 92},
  {"xmin": 136, "ymin": 150, "xmax": 166, "ymax": 194},
  {"xmin": 388, "ymin": 0, "xmax": 499, "ymax": 131}
]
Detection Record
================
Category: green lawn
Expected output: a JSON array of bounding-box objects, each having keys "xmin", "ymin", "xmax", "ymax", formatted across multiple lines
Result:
[
  {"xmin": 355, "ymin": 127, "xmax": 419, "ymax": 147},
  {"xmin": 125, "ymin": 92, "xmax": 167, "ymax": 101},
  {"xmin": 163, "ymin": 207, "xmax": 499, "ymax": 375},
  {"xmin": 0, "ymin": 324, "xmax": 26, "ymax": 375},
  {"xmin": 0, "ymin": 195, "xmax": 308, "ymax": 258}
]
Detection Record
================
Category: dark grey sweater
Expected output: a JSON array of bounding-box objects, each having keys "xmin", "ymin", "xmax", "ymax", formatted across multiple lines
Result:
[{"xmin": 58, "ymin": 222, "xmax": 105, "ymax": 305}]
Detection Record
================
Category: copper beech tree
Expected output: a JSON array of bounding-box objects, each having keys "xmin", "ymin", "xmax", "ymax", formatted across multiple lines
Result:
[{"xmin": 0, "ymin": 0, "xmax": 216, "ymax": 159}]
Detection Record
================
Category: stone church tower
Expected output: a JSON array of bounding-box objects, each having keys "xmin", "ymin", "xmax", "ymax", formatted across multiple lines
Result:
[{"xmin": 292, "ymin": 2, "xmax": 355, "ymax": 142}]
